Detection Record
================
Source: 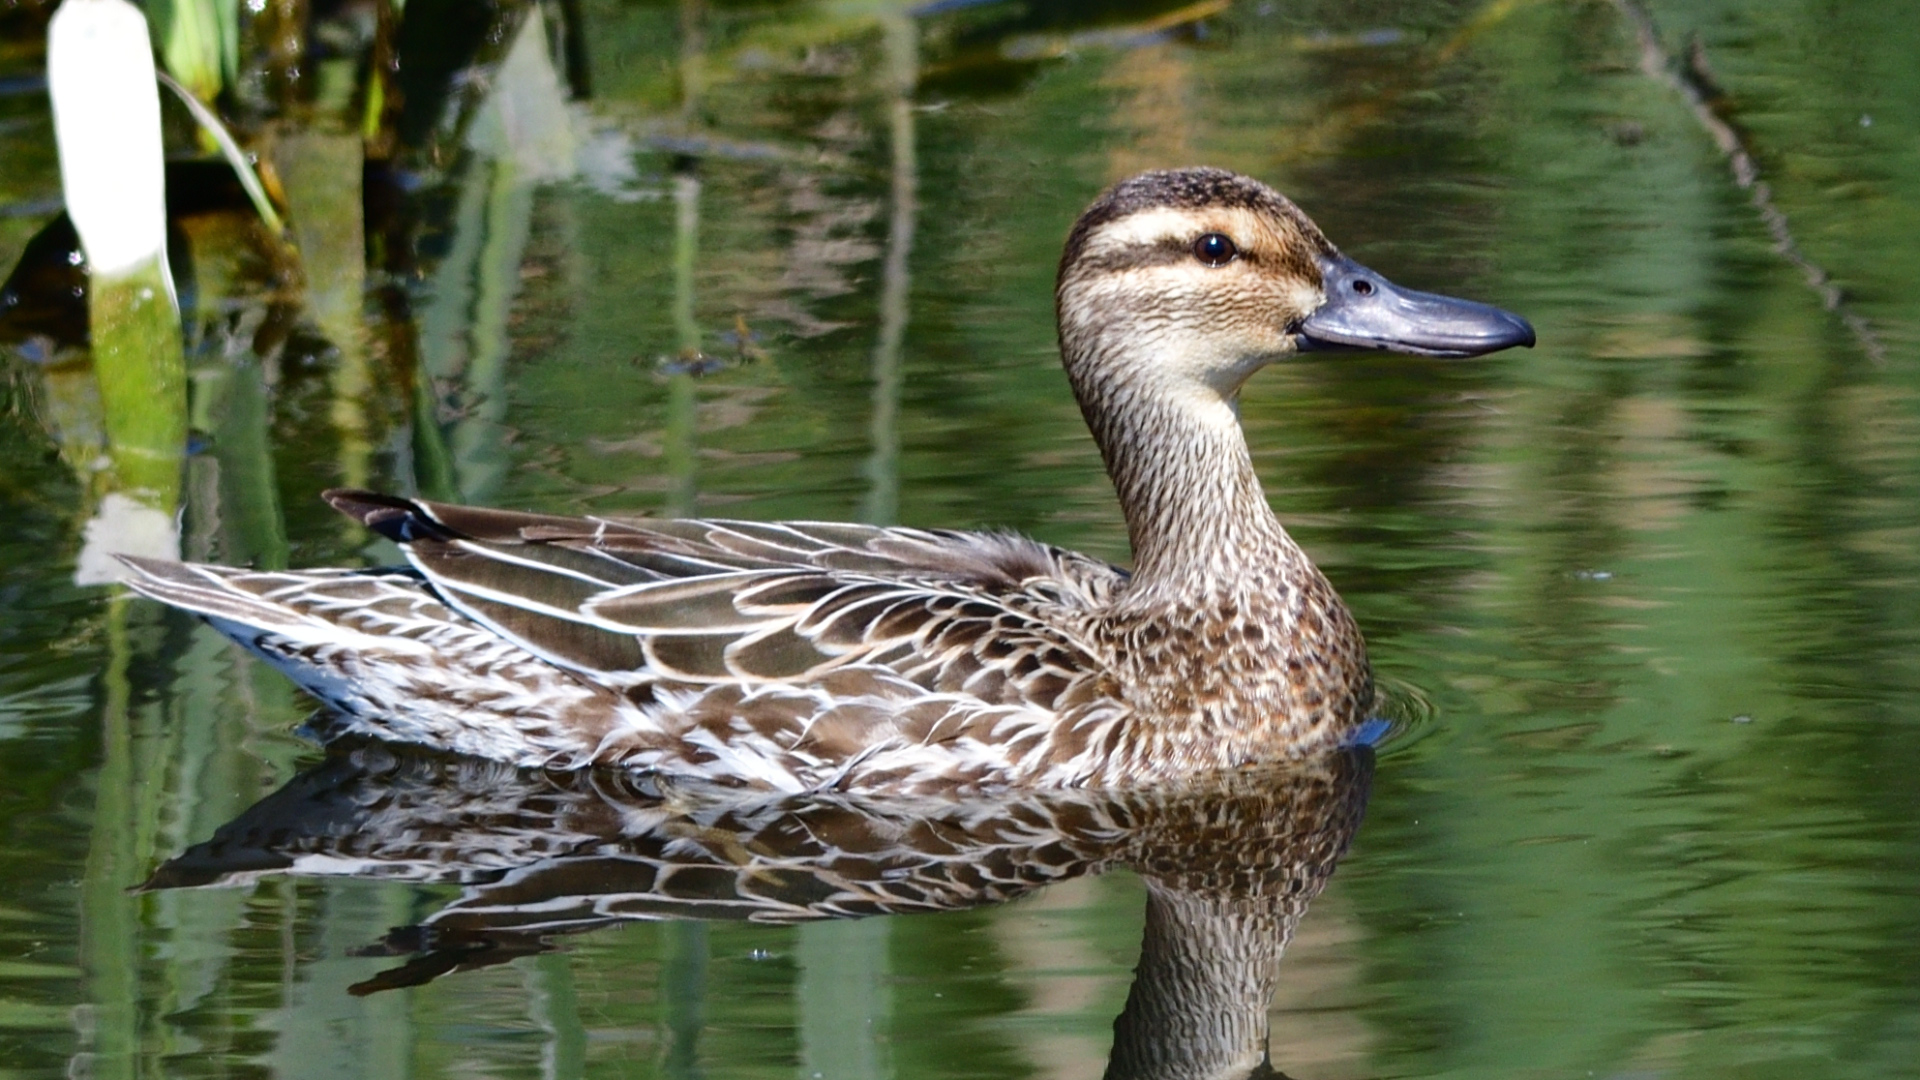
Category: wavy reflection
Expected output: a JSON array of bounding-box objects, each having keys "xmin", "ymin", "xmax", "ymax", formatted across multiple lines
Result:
[{"xmin": 147, "ymin": 743, "xmax": 1370, "ymax": 1078}]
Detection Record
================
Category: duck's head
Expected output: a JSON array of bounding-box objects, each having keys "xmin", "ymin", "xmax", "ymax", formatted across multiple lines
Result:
[{"xmin": 1055, "ymin": 168, "xmax": 1534, "ymax": 409}]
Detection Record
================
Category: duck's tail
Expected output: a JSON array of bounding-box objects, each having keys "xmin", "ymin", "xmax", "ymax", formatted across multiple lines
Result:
[
  {"xmin": 116, "ymin": 556, "xmax": 437, "ymax": 650},
  {"xmin": 121, "ymin": 557, "xmax": 320, "ymax": 633},
  {"xmin": 116, "ymin": 556, "xmax": 627, "ymax": 768}
]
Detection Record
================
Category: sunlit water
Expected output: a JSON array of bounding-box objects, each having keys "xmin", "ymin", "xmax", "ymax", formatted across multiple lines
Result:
[{"xmin": 3, "ymin": 0, "xmax": 1919, "ymax": 1077}]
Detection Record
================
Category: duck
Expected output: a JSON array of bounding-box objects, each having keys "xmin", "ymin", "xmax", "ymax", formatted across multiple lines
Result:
[{"xmin": 122, "ymin": 167, "xmax": 1533, "ymax": 795}]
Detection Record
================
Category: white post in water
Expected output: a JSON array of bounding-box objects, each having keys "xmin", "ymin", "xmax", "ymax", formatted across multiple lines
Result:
[
  {"xmin": 48, "ymin": 0, "xmax": 174, "ymax": 301},
  {"xmin": 48, "ymin": 0, "xmax": 187, "ymax": 583}
]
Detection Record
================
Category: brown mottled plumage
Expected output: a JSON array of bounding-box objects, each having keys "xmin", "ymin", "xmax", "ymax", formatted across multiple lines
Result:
[{"xmin": 121, "ymin": 168, "xmax": 1532, "ymax": 794}]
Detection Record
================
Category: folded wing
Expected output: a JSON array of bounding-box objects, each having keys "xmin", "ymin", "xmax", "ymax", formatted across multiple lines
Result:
[{"xmin": 326, "ymin": 490, "xmax": 1126, "ymax": 715}]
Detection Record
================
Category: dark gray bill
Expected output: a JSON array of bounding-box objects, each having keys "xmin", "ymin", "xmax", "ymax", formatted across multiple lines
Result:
[{"xmin": 1297, "ymin": 253, "xmax": 1536, "ymax": 358}]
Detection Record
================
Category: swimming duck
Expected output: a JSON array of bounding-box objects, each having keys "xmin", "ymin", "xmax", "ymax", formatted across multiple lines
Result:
[{"xmin": 123, "ymin": 168, "xmax": 1532, "ymax": 794}]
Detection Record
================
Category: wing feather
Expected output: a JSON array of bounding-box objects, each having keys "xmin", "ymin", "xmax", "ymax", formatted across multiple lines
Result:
[
  {"xmin": 450, "ymin": 591, "xmax": 650, "ymax": 676},
  {"xmin": 643, "ymin": 633, "xmax": 742, "ymax": 681},
  {"xmin": 724, "ymin": 624, "xmax": 837, "ymax": 681},
  {"xmin": 586, "ymin": 572, "xmax": 790, "ymax": 633},
  {"xmin": 324, "ymin": 491, "xmax": 1126, "ymax": 711}
]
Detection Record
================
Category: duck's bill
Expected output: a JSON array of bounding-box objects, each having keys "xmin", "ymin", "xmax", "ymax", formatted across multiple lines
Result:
[{"xmin": 1296, "ymin": 253, "xmax": 1536, "ymax": 358}]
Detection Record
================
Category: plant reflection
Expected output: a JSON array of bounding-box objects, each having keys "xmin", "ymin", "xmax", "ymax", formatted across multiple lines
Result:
[{"xmin": 147, "ymin": 741, "xmax": 1371, "ymax": 1079}]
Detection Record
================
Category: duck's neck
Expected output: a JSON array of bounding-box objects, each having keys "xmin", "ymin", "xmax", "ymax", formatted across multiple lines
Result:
[
  {"xmin": 1079, "ymin": 373, "xmax": 1302, "ymax": 601},
  {"xmin": 1065, "ymin": 337, "xmax": 1373, "ymax": 759}
]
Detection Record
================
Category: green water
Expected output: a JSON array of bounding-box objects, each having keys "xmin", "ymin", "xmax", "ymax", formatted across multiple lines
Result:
[{"xmin": 3, "ymin": 0, "xmax": 1920, "ymax": 1076}]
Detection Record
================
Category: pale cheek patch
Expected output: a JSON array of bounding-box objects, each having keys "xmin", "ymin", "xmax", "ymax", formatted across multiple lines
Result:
[
  {"xmin": 1281, "ymin": 280, "xmax": 1324, "ymax": 326},
  {"xmin": 1059, "ymin": 269, "xmax": 1198, "ymax": 340},
  {"xmin": 1072, "ymin": 263, "xmax": 1319, "ymax": 332}
]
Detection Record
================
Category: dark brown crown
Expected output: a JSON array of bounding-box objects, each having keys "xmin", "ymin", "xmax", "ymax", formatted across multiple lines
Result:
[{"xmin": 1057, "ymin": 167, "xmax": 1335, "ymax": 285}]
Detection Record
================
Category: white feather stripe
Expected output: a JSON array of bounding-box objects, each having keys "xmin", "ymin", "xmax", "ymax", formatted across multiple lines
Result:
[
  {"xmin": 696, "ymin": 522, "xmax": 851, "ymax": 559},
  {"xmin": 417, "ymin": 566, "xmax": 656, "ymax": 643},
  {"xmin": 584, "ymin": 568, "xmax": 778, "ymax": 606},
  {"xmin": 444, "ymin": 537, "xmax": 636, "ymax": 588}
]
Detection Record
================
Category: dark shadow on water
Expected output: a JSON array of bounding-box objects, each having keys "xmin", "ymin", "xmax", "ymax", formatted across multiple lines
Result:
[{"xmin": 145, "ymin": 739, "xmax": 1372, "ymax": 1080}]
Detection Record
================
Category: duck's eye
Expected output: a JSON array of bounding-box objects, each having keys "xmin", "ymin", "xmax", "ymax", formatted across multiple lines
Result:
[{"xmin": 1192, "ymin": 233, "xmax": 1238, "ymax": 267}]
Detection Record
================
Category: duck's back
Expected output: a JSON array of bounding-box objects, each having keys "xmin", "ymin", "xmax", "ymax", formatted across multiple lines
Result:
[{"xmin": 123, "ymin": 491, "xmax": 1138, "ymax": 793}]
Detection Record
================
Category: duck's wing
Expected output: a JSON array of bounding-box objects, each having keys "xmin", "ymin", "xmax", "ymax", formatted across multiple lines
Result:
[{"xmin": 325, "ymin": 490, "xmax": 1126, "ymax": 705}]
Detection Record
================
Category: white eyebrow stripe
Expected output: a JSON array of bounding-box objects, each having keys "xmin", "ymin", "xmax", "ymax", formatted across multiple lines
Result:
[{"xmin": 1084, "ymin": 206, "xmax": 1270, "ymax": 257}]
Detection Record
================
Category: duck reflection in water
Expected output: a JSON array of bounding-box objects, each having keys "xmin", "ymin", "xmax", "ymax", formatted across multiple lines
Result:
[{"xmin": 147, "ymin": 739, "xmax": 1372, "ymax": 1079}]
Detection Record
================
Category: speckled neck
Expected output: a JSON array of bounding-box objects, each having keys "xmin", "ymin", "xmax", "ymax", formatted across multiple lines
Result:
[
  {"xmin": 1111, "ymin": 389, "xmax": 1300, "ymax": 600},
  {"xmin": 1061, "ymin": 335, "xmax": 1309, "ymax": 605}
]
